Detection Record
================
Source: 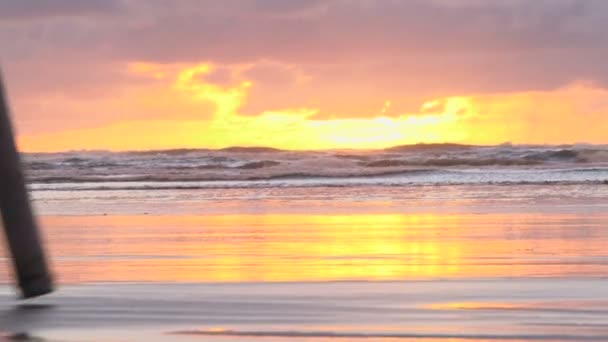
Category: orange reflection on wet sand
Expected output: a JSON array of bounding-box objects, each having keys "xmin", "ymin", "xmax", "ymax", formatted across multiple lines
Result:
[{"xmin": 2, "ymin": 212, "xmax": 606, "ymax": 283}]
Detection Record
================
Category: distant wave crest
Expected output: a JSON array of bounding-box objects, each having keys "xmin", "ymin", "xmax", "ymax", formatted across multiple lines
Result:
[{"xmin": 23, "ymin": 144, "xmax": 608, "ymax": 188}]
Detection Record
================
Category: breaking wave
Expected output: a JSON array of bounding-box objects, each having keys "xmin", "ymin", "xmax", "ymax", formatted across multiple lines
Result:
[
  {"xmin": 23, "ymin": 144, "xmax": 608, "ymax": 189},
  {"xmin": 363, "ymin": 158, "xmax": 542, "ymax": 167}
]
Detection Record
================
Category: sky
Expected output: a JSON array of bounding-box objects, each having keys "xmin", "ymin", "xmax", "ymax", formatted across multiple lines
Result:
[{"xmin": 1, "ymin": 0, "xmax": 608, "ymax": 152}]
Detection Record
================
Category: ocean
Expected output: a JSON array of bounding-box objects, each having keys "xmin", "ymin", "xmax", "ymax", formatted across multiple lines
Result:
[
  {"xmin": 1, "ymin": 143, "xmax": 608, "ymax": 341},
  {"xmin": 24, "ymin": 143, "xmax": 608, "ymax": 188},
  {"xmin": 25, "ymin": 143, "xmax": 608, "ymax": 217}
]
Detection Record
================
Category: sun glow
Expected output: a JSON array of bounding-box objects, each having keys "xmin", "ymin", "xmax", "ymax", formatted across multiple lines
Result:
[
  {"xmin": 19, "ymin": 63, "xmax": 471, "ymax": 151},
  {"xmin": 17, "ymin": 62, "xmax": 608, "ymax": 152}
]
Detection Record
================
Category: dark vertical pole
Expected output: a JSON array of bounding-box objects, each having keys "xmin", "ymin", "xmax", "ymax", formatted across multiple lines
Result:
[{"xmin": 0, "ymin": 72, "xmax": 53, "ymax": 298}]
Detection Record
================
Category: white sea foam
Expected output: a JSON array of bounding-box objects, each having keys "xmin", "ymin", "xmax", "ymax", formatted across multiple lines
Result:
[{"xmin": 22, "ymin": 144, "xmax": 608, "ymax": 190}]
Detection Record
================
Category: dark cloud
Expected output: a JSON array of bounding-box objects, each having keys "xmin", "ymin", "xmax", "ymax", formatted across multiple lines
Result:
[
  {"xmin": 252, "ymin": 0, "xmax": 333, "ymax": 14},
  {"xmin": 6, "ymin": 1, "xmax": 608, "ymax": 63},
  {"xmin": 0, "ymin": 0, "xmax": 123, "ymax": 20},
  {"xmin": 242, "ymin": 63, "xmax": 297, "ymax": 87},
  {"xmin": 2, "ymin": 0, "xmax": 608, "ymax": 120},
  {"xmin": 111, "ymin": 0, "xmax": 608, "ymax": 89}
]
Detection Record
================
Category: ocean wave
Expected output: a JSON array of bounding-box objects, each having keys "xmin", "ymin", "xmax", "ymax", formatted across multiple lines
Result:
[
  {"xmin": 62, "ymin": 158, "xmax": 124, "ymax": 168},
  {"xmin": 523, "ymin": 149, "xmax": 586, "ymax": 162},
  {"xmin": 333, "ymin": 154, "xmax": 372, "ymax": 161},
  {"xmin": 580, "ymin": 149, "xmax": 608, "ymax": 163},
  {"xmin": 29, "ymin": 180, "xmax": 608, "ymax": 192},
  {"xmin": 28, "ymin": 169, "xmax": 440, "ymax": 184},
  {"xmin": 363, "ymin": 158, "xmax": 543, "ymax": 167},
  {"xmin": 125, "ymin": 148, "xmax": 211, "ymax": 156},
  {"xmin": 23, "ymin": 144, "xmax": 608, "ymax": 188},
  {"xmin": 28, "ymin": 166, "xmax": 608, "ymax": 192},
  {"xmin": 237, "ymin": 160, "xmax": 281, "ymax": 169},
  {"xmin": 24, "ymin": 161, "xmax": 57, "ymax": 170},
  {"xmin": 385, "ymin": 143, "xmax": 475, "ymax": 152},
  {"xmin": 117, "ymin": 146, "xmax": 286, "ymax": 156}
]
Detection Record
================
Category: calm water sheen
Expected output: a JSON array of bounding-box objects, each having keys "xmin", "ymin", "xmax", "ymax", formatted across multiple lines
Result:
[
  {"xmin": 1, "ymin": 184, "xmax": 607, "ymax": 283},
  {"xmin": 1, "ymin": 183, "xmax": 607, "ymax": 341}
]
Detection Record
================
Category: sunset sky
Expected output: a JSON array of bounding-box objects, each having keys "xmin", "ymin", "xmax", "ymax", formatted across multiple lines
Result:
[{"xmin": 2, "ymin": 0, "xmax": 608, "ymax": 152}]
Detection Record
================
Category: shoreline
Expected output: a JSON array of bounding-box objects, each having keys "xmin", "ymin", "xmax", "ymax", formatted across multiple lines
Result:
[{"xmin": 2, "ymin": 278, "xmax": 608, "ymax": 341}]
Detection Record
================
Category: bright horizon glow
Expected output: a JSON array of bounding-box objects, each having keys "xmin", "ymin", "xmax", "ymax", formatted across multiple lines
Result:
[
  {"xmin": 16, "ymin": 62, "xmax": 608, "ymax": 153},
  {"xmin": 5, "ymin": 1, "xmax": 608, "ymax": 152}
]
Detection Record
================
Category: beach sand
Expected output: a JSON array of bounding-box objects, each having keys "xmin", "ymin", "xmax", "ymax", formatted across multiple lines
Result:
[
  {"xmin": 2, "ymin": 279, "xmax": 608, "ymax": 341},
  {"xmin": 1, "ymin": 187, "xmax": 608, "ymax": 341}
]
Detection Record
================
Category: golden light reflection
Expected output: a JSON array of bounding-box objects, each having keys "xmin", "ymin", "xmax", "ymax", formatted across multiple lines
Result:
[
  {"xmin": 426, "ymin": 300, "xmax": 608, "ymax": 312},
  {"xmin": 425, "ymin": 302, "xmax": 523, "ymax": 310},
  {"xmin": 20, "ymin": 212, "xmax": 607, "ymax": 284}
]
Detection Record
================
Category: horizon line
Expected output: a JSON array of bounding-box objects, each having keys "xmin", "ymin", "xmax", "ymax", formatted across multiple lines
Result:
[{"xmin": 20, "ymin": 142, "xmax": 606, "ymax": 154}]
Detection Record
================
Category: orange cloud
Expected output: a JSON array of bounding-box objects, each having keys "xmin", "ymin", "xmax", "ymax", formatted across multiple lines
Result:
[{"xmin": 17, "ymin": 63, "xmax": 608, "ymax": 152}]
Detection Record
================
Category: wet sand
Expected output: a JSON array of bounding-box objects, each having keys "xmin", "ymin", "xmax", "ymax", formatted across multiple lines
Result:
[
  {"xmin": 1, "ymin": 279, "xmax": 608, "ymax": 341},
  {"xmin": 1, "ymin": 187, "xmax": 607, "ymax": 341},
  {"xmin": 6, "ymin": 212, "xmax": 608, "ymax": 283}
]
